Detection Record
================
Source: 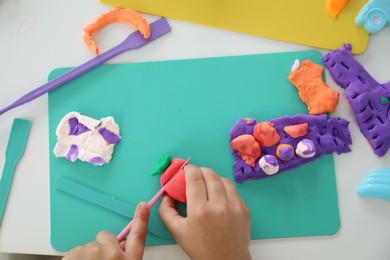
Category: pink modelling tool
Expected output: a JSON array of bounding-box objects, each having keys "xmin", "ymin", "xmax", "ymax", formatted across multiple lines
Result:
[
  {"xmin": 116, "ymin": 158, "xmax": 190, "ymax": 242},
  {"xmin": 0, "ymin": 18, "xmax": 171, "ymax": 116}
]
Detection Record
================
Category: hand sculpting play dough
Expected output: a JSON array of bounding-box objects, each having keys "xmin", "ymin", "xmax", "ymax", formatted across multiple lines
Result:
[
  {"xmin": 323, "ymin": 44, "xmax": 390, "ymax": 157},
  {"xmin": 53, "ymin": 112, "xmax": 121, "ymax": 166},
  {"xmin": 229, "ymin": 115, "xmax": 352, "ymax": 183},
  {"xmin": 83, "ymin": 8, "xmax": 150, "ymax": 55},
  {"xmin": 288, "ymin": 60, "xmax": 339, "ymax": 115}
]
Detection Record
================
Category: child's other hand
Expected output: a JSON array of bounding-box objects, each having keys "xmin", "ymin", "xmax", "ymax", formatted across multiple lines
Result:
[{"xmin": 63, "ymin": 202, "xmax": 150, "ymax": 260}]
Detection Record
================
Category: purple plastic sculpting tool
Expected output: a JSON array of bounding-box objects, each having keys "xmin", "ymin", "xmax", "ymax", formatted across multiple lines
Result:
[{"xmin": 0, "ymin": 18, "xmax": 171, "ymax": 116}]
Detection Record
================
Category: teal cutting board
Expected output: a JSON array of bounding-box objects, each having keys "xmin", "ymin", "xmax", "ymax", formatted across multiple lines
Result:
[{"xmin": 49, "ymin": 50, "xmax": 340, "ymax": 251}]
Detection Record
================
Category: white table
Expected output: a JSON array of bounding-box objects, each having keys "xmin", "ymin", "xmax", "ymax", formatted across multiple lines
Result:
[{"xmin": 1, "ymin": 0, "xmax": 390, "ymax": 259}]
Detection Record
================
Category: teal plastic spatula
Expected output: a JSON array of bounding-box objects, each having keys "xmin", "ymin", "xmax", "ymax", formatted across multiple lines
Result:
[{"xmin": 0, "ymin": 118, "xmax": 31, "ymax": 224}]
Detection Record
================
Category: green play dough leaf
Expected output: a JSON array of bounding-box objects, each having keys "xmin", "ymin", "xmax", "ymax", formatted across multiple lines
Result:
[{"xmin": 150, "ymin": 152, "xmax": 172, "ymax": 176}]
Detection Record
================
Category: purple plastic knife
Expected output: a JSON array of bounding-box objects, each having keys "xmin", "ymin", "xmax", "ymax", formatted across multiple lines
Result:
[{"xmin": 0, "ymin": 18, "xmax": 171, "ymax": 116}]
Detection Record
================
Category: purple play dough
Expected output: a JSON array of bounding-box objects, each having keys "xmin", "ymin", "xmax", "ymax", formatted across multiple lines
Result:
[
  {"xmin": 98, "ymin": 127, "xmax": 120, "ymax": 144},
  {"xmin": 263, "ymin": 155, "xmax": 278, "ymax": 166},
  {"xmin": 68, "ymin": 117, "xmax": 90, "ymax": 136},
  {"xmin": 300, "ymin": 139, "xmax": 315, "ymax": 155},
  {"xmin": 229, "ymin": 114, "xmax": 352, "ymax": 183},
  {"xmin": 89, "ymin": 157, "xmax": 105, "ymax": 166},
  {"xmin": 66, "ymin": 144, "xmax": 79, "ymax": 162},
  {"xmin": 277, "ymin": 145, "xmax": 294, "ymax": 161},
  {"xmin": 323, "ymin": 44, "xmax": 390, "ymax": 157}
]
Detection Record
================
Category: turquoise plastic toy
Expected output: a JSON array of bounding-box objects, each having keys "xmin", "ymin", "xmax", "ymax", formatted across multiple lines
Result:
[
  {"xmin": 358, "ymin": 168, "xmax": 390, "ymax": 201},
  {"xmin": 0, "ymin": 119, "xmax": 31, "ymax": 224},
  {"xmin": 355, "ymin": 0, "xmax": 390, "ymax": 34}
]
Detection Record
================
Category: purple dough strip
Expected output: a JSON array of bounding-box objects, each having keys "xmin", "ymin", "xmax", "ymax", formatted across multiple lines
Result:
[
  {"xmin": 68, "ymin": 117, "xmax": 90, "ymax": 136},
  {"xmin": 229, "ymin": 114, "xmax": 352, "ymax": 183},
  {"xmin": 323, "ymin": 43, "xmax": 390, "ymax": 157},
  {"xmin": 99, "ymin": 128, "xmax": 120, "ymax": 144},
  {"xmin": 66, "ymin": 145, "xmax": 79, "ymax": 162}
]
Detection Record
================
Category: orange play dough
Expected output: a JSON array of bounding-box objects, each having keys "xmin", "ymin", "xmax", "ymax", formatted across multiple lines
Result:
[
  {"xmin": 288, "ymin": 60, "xmax": 339, "ymax": 115},
  {"xmin": 83, "ymin": 8, "xmax": 150, "ymax": 55},
  {"xmin": 253, "ymin": 122, "xmax": 280, "ymax": 147},
  {"xmin": 283, "ymin": 123, "xmax": 308, "ymax": 138},
  {"xmin": 230, "ymin": 134, "xmax": 261, "ymax": 167},
  {"xmin": 327, "ymin": 0, "xmax": 349, "ymax": 19}
]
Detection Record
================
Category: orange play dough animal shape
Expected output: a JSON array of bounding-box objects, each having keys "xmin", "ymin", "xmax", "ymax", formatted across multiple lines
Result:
[
  {"xmin": 230, "ymin": 134, "xmax": 261, "ymax": 167},
  {"xmin": 83, "ymin": 8, "xmax": 150, "ymax": 55},
  {"xmin": 288, "ymin": 60, "xmax": 339, "ymax": 115},
  {"xmin": 327, "ymin": 0, "xmax": 349, "ymax": 19}
]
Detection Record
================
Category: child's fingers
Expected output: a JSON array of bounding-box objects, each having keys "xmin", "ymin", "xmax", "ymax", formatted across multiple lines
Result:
[
  {"xmin": 221, "ymin": 178, "xmax": 251, "ymax": 220},
  {"xmin": 200, "ymin": 167, "xmax": 227, "ymax": 203},
  {"xmin": 185, "ymin": 165, "xmax": 208, "ymax": 214},
  {"xmin": 158, "ymin": 194, "xmax": 185, "ymax": 239},
  {"xmin": 119, "ymin": 239, "xmax": 126, "ymax": 251},
  {"xmin": 125, "ymin": 202, "xmax": 150, "ymax": 259},
  {"xmin": 96, "ymin": 230, "xmax": 121, "ymax": 249},
  {"xmin": 220, "ymin": 178, "xmax": 240, "ymax": 203}
]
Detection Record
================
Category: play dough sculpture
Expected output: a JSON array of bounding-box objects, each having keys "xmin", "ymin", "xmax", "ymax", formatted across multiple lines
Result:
[
  {"xmin": 323, "ymin": 44, "xmax": 390, "ymax": 157},
  {"xmin": 288, "ymin": 60, "xmax": 339, "ymax": 115},
  {"xmin": 83, "ymin": 8, "xmax": 150, "ymax": 55},
  {"xmin": 53, "ymin": 112, "xmax": 121, "ymax": 165},
  {"xmin": 160, "ymin": 158, "xmax": 187, "ymax": 203},
  {"xmin": 150, "ymin": 153, "xmax": 187, "ymax": 203},
  {"xmin": 229, "ymin": 115, "xmax": 352, "ymax": 183}
]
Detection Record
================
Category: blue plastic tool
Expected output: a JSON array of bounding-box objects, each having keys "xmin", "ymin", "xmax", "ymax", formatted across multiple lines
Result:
[
  {"xmin": 358, "ymin": 168, "xmax": 390, "ymax": 201},
  {"xmin": 0, "ymin": 118, "xmax": 31, "ymax": 224},
  {"xmin": 55, "ymin": 177, "xmax": 173, "ymax": 240},
  {"xmin": 355, "ymin": 0, "xmax": 390, "ymax": 34}
]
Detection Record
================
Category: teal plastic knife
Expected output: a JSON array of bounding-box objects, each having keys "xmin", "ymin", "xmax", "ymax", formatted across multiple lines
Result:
[{"xmin": 0, "ymin": 118, "xmax": 31, "ymax": 224}]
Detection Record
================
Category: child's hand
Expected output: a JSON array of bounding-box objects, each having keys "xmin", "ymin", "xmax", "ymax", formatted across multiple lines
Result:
[
  {"xmin": 63, "ymin": 202, "xmax": 150, "ymax": 260},
  {"xmin": 159, "ymin": 165, "xmax": 252, "ymax": 260}
]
